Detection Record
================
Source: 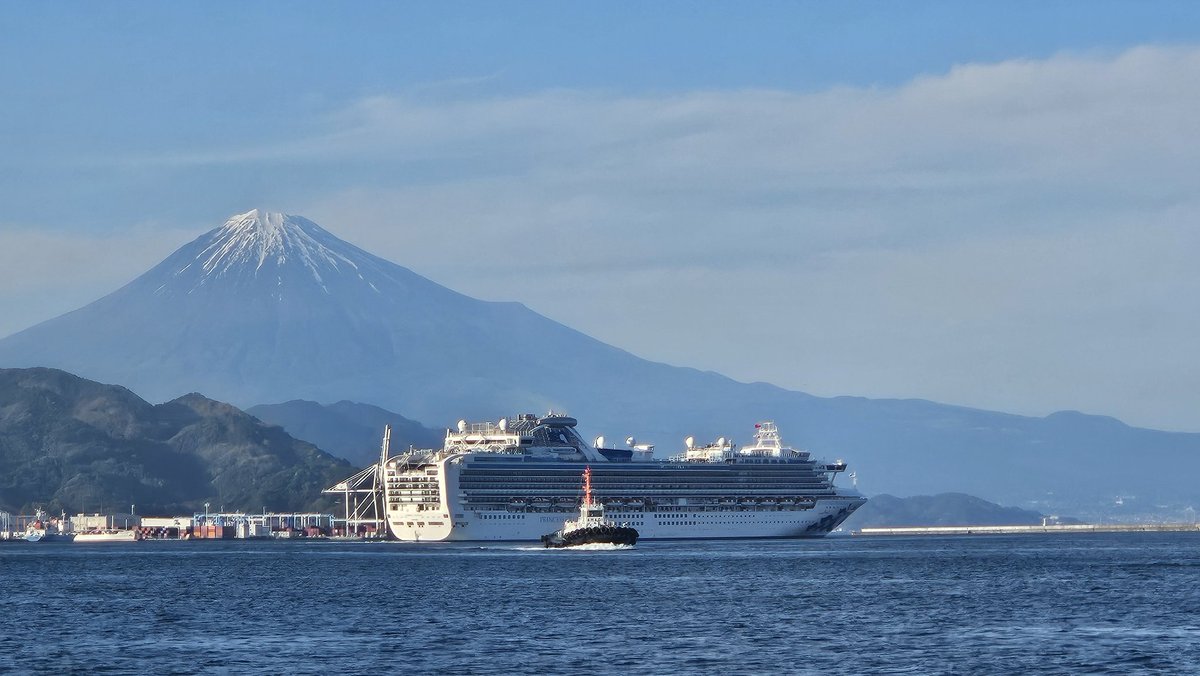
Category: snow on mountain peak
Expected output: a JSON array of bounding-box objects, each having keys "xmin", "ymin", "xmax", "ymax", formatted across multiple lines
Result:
[{"xmin": 179, "ymin": 209, "xmax": 366, "ymax": 292}]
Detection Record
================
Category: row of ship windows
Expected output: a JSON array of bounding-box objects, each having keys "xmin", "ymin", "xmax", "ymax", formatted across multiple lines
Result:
[
  {"xmin": 460, "ymin": 492, "xmax": 831, "ymax": 499},
  {"xmin": 460, "ymin": 491, "xmax": 832, "ymax": 497},
  {"xmin": 461, "ymin": 465, "xmax": 824, "ymax": 472},
  {"xmin": 460, "ymin": 474, "xmax": 826, "ymax": 481},
  {"xmin": 473, "ymin": 509, "xmax": 810, "ymax": 516},
  {"xmin": 661, "ymin": 520, "xmax": 801, "ymax": 526},
  {"xmin": 459, "ymin": 484, "xmax": 831, "ymax": 492},
  {"xmin": 459, "ymin": 485, "xmax": 829, "ymax": 491},
  {"xmin": 463, "ymin": 502, "xmax": 817, "ymax": 508},
  {"xmin": 459, "ymin": 473, "xmax": 825, "ymax": 480}
]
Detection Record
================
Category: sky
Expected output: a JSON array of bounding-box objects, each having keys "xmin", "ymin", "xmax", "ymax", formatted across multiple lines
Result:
[{"xmin": 2, "ymin": 2, "xmax": 1199, "ymax": 431}]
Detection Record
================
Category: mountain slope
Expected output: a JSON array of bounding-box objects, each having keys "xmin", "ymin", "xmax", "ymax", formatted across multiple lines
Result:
[
  {"xmin": 247, "ymin": 400, "xmax": 443, "ymax": 467},
  {"xmin": 0, "ymin": 367, "xmax": 353, "ymax": 514},
  {"xmin": 2, "ymin": 209, "xmax": 1199, "ymax": 513},
  {"xmin": 842, "ymin": 493, "xmax": 1045, "ymax": 529},
  {"xmin": 0, "ymin": 209, "xmax": 652, "ymax": 423}
]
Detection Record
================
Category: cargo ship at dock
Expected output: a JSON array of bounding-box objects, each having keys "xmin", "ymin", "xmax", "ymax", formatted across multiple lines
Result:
[{"xmin": 374, "ymin": 415, "xmax": 865, "ymax": 542}]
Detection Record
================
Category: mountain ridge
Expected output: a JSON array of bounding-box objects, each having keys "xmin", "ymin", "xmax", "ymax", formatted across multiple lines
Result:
[
  {"xmin": 842, "ymin": 493, "xmax": 1046, "ymax": 529},
  {"xmin": 0, "ymin": 367, "xmax": 353, "ymax": 514},
  {"xmin": 247, "ymin": 399, "xmax": 444, "ymax": 467},
  {"xmin": 2, "ymin": 209, "xmax": 1199, "ymax": 515}
]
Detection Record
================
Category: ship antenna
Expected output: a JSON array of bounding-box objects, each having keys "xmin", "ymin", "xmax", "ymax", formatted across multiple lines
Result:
[{"xmin": 584, "ymin": 466, "xmax": 592, "ymax": 508}]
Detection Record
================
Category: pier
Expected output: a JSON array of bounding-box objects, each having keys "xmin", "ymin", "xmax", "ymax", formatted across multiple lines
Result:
[
  {"xmin": 0, "ymin": 510, "xmax": 335, "ymax": 541},
  {"xmin": 142, "ymin": 512, "xmax": 336, "ymax": 539}
]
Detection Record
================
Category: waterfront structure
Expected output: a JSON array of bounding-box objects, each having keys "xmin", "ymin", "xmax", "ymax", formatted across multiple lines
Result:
[
  {"xmin": 133, "ymin": 512, "xmax": 335, "ymax": 538},
  {"xmin": 336, "ymin": 415, "xmax": 865, "ymax": 542}
]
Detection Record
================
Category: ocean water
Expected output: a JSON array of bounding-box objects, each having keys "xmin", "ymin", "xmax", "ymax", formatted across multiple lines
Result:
[{"xmin": 2, "ymin": 533, "xmax": 1199, "ymax": 674}]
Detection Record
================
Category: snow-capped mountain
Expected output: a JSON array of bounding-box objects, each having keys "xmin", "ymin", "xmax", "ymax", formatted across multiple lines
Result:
[
  {"xmin": 0, "ymin": 209, "xmax": 668, "ymax": 431},
  {"xmin": 160, "ymin": 209, "xmax": 434, "ymax": 299},
  {"xmin": 3, "ymin": 209, "xmax": 1200, "ymax": 510}
]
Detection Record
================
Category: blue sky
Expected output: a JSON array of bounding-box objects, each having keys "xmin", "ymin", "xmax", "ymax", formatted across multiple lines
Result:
[
  {"xmin": 4, "ymin": 2, "xmax": 1199, "ymax": 225},
  {"xmin": 3, "ymin": 2, "xmax": 1200, "ymax": 430}
]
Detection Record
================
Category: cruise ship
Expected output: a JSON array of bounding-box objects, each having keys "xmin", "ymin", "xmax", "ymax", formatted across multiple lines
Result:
[{"xmin": 381, "ymin": 414, "xmax": 865, "ymax": 541}]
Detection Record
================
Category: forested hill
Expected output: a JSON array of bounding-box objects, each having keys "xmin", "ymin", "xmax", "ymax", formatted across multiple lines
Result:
[{"xmin": 0, "ymin": 367, "xmax": 353, "ymax": 514}]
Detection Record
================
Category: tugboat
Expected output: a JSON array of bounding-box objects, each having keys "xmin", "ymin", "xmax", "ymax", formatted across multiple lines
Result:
[{"xmin": 541, "ymin": 467, "xmax": 639, "ymax": 548}]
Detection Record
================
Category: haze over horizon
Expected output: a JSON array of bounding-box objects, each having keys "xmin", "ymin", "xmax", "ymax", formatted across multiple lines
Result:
[{"xmin": 3, "ymin": 3, "xmax": 1199, "ymax": 432}]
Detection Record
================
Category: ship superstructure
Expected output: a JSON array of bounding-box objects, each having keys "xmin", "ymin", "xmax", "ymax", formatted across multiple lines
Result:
[
  {"xmin": 376, "ymin": 414, "xmax": 865, "ymax": 542},
  {"xmin": 540, "ymin": 466, "xmax": 639, "ymax": 548}
]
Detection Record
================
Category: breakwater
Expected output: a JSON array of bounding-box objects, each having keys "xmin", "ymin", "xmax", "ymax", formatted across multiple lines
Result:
[{"xmin": 855, "ymin": 523, "xmax": 1200, "ymax": 536}]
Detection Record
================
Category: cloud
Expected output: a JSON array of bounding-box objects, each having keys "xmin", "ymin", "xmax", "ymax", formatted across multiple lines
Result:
[
  {"xmin": 292, "ymin": 45, "xmax": 1200, "ymax": 430},
  {"xmin": 7, "ymin": 44, "xmax": 1200, "ymax": 430}
]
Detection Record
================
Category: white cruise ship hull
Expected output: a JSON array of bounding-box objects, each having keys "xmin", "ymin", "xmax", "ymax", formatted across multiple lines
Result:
[{"xmin": 388, "ymin": 498, "xmax": 862, "ymax": 542}]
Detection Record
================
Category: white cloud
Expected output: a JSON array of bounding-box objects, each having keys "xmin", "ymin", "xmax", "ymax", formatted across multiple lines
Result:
[
  {"xmin": 8, "ymin": 44, "xmax": 1200, "ymax": 430},
  {"xmin": 295, "ymin": 45, "xmax": 1200, "ymax": 430}
]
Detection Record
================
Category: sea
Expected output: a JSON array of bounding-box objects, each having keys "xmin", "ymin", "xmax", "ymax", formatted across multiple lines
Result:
[{"xmin": 2, "ymin": 533, "xmax": 1199, "ymax": 675}]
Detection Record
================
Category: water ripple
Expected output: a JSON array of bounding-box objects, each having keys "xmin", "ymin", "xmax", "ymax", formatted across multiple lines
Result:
[{"xmin": 2, "ymin": 533, "xmax": 1200, "ymax": 674}]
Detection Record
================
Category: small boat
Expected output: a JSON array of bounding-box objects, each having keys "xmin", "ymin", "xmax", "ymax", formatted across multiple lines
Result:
[{"xmin": 541, "ymin": 467, "xmax": 638, "ymax": 548}]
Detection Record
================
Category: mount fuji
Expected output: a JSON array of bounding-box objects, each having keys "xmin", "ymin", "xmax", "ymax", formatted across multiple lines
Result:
[
  {"xmin": 3, "ymin": 209, "xmax": 1200, "ymax": 511},
  {"xmin": 0, "ymin": 209, "xmax": 733, "ymax": 436}
]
